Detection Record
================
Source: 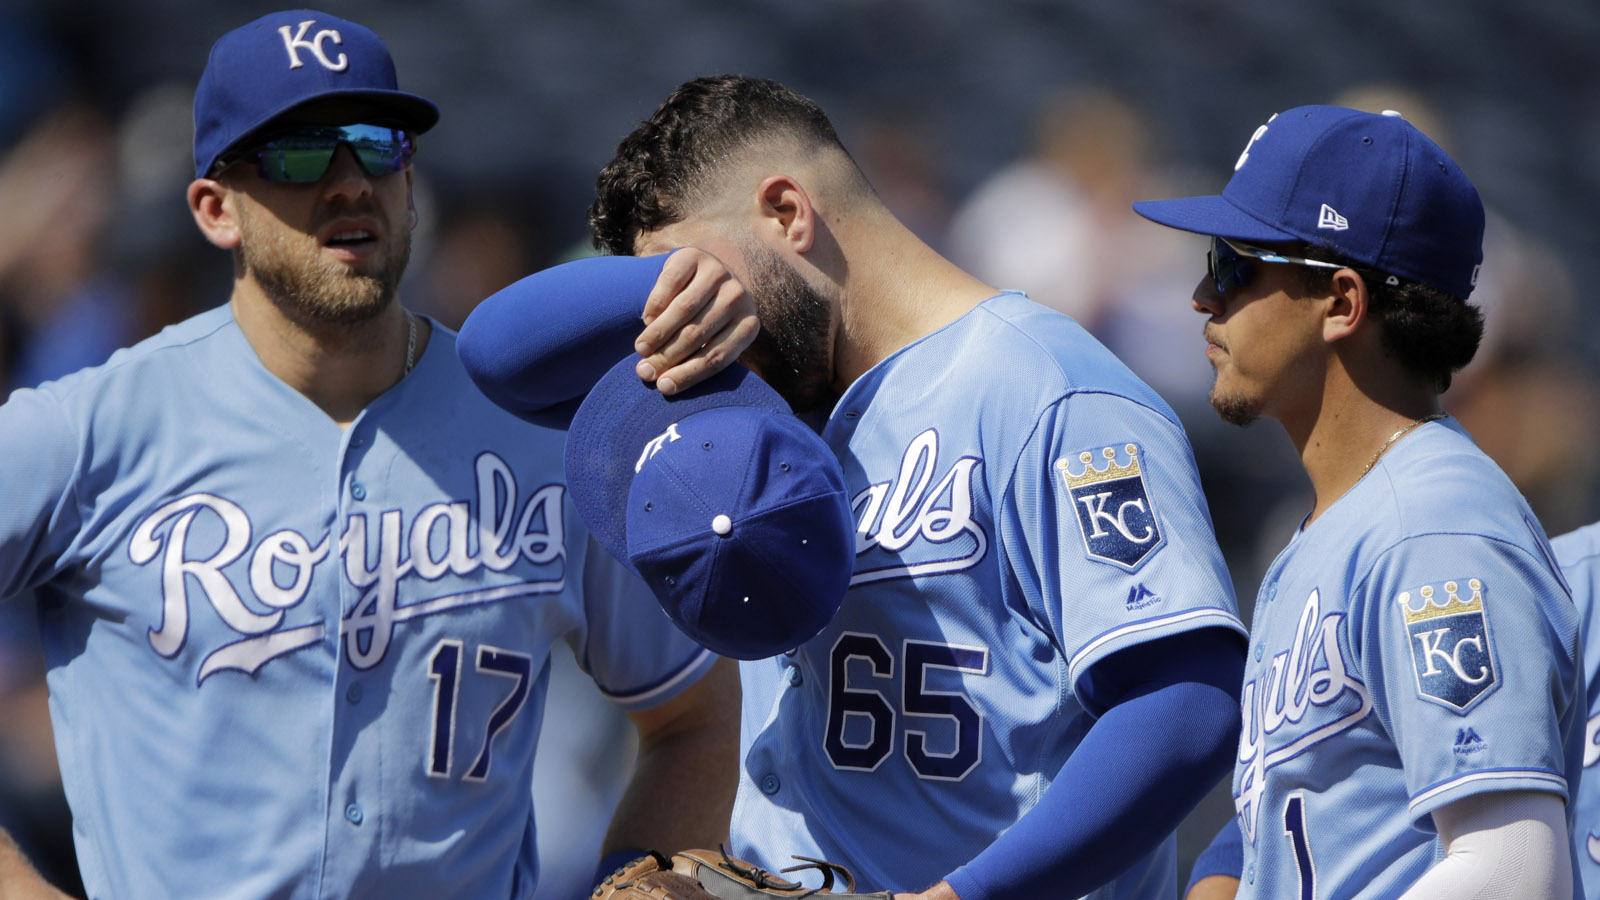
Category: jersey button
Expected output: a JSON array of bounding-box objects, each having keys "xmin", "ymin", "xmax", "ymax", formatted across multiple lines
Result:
[
  {"xmin": 345, "ymin": 803, "xmax": 364, "ymax": 825},
  {"xmin": 1246, "ymin": 863, "xmax": 1255, "ymax": 884},
  {"xmin": 346, "ymin": 683, "xmax": 363, "ymax": 704},
  {"xmin": 786, "ymin": 665, "xmax": 803, "ymax": 687},
  {"xmin": 350, "ymin": 483, "xmax": 367, "ymax": 501},
  {"xmin": 1264, "ymin": 582, "xmax": 1278, "ymax": 603},
  {"xmin": 759, "ymin": 774, "xmax": 781, "ymax": 795},
  {"xmin": 1254, "ymin": 643, "xmax": 1264, "ymax": 662}
]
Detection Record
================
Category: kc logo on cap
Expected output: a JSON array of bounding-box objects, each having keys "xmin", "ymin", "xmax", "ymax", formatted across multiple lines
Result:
[
  {"xmin": 566, "ymin": 356, "xmax": 854, "ymax": 660},
  {"xmin": 279, "ymin": 20, "xmax": 349, "ymax": 71},
  {"xmin": 192, "ymin": 9, "xmax": 439, "ymax": 179}
]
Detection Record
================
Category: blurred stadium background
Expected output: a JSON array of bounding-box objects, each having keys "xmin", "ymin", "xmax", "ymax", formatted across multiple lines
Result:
[{"xmin": 0, "ymin": 0, "xmax": 1596, "ymax": 895}]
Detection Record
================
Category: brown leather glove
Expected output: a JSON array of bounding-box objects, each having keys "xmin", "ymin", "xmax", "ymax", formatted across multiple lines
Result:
[{"xmin": 592, "ymin": 848, "xmax": 895, "ymax": 900}]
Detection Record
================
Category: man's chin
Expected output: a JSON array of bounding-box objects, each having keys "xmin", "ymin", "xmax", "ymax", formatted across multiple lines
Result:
[{"xmin": 1209, "ymin": 391, "xmax": 1260, "ymax": 428}]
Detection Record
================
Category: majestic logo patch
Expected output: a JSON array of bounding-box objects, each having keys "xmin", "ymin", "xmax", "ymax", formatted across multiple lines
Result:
[
  {"xmin": 1125, "ymin": 583, "xmax": 1161, "ymax": 610},
  {"xmin": 1317, "ymin": 203, "xmax": 1349, "ymax": 231},
  {"xmin": 1452, "ymin": 727, "xmax": 1487, "ymax": 756},
  {"xmin": 1056, "ymin": 443, "xmax": 1162, "ymax": 570},
  {"xmin": 1399, "ymin": 578, "xmax": 1497, "ymax": 712}
]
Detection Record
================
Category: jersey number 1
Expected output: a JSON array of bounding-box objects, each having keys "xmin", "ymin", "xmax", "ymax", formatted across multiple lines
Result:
[{"xmin": 1284, "ymin": 792, "xmax": 1316, "ymax": 900}]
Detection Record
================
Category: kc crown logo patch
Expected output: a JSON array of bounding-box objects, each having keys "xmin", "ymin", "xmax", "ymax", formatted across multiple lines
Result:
[
  {"xmin": 1399, "ymin": 578, "xmax": 1498, "ymax": 712},
  {"xmin": 1056, "ymin": 443, "xmax": 1162, "ymax": 570}
]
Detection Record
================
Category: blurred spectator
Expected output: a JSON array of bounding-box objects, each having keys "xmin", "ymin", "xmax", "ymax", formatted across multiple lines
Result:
[
  {"xmin": 947, "ymin": 86, "xmax": 1158, "ymax": 327},
  {"xmin": 410, "ymin": 197, "xmax": 542, "ymax": 331},
  {"xmin": 0, "ymin": 102, "xmax": 135, "ymax": 390},
  {"xmin": 945, "ymin": 85, "xmax": 1224, "ymax": 417}
]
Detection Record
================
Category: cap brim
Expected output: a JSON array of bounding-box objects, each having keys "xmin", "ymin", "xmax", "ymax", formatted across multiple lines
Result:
[
  {"xmin": 1132, "ymin": 195, "xmax": 1300, "ymax": 244},
  {"xmin": 565, "ymin": 358, "xmax": 792, "ymax": 571}
]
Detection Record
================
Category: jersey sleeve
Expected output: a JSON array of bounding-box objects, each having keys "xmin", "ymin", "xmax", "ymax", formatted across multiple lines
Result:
[
  {"xmin": 1359, "ymin": 531, "xmax": 1580, "ymax": 824},
  {"xmin": 999, "ymin": 390, "xmax": 1244, "ymax": 709},
  {"xmin": 457, "ymin": 253, "xmax": 671, "ymax": 427},
  {"xmin": 0, "ymin": 387, "xmax": 83, "ymax": 600},
  {"xmin": 568, "ymin": 530, "xmax": 715, "ymax": 712}
]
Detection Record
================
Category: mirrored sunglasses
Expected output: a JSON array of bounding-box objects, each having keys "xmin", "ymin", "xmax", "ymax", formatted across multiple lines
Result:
[
  {"xmin": 218, "ymin": 123, "xmax": 415, "ymax": 183},
  {"xmin": 1206, "ymin": 236, "xmax": 1347, "ymax": 294}
]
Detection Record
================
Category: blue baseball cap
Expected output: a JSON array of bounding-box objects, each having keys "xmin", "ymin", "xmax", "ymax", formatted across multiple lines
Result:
[
  {"xmin": 1133, "ymin": 105, "xmax": 1484, "ymax": 299},
  {"xmin": 566, "ymin": 357, "xmax": 854, "ymax": 660},
  {"xmin": 193, "ymin": 10, "xmax": 439, "ymax": 179}
]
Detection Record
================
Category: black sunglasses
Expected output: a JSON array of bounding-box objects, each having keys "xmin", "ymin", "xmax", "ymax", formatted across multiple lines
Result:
[{"xmin": 215, "ymin": 123, "xmax": 415, "ymax": 183}]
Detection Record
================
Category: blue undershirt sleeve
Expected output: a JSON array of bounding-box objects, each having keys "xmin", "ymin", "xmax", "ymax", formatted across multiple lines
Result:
[
  {"xmin": 942, "ymin": 627, "xmax": 1244, "ymax": 900},
  {"xmin": 456, "ymin": 253, "xmax": 671, "ymax": 428}
]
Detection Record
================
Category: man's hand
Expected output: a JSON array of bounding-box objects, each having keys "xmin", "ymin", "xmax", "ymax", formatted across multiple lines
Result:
[
  {"xmin": 634, "ymin": 248, "xmax": 759, "ymax": 395},
  {"xmin": 1184, "ymin": 875, "xmax": 1240, "ymax": 900},
  {"xmin": 893, "ymin": 881, "xmax": 959, "ymax": 900}
]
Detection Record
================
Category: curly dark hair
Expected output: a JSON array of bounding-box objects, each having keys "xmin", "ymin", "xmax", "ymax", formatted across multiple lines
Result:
[
  {"xmin": 587, "ymin": 74, "xmax": 864, "ymax": 256},
  {"xmin": 1292, "ymin": 243, "xmax": 1484, "ymax": 392}
]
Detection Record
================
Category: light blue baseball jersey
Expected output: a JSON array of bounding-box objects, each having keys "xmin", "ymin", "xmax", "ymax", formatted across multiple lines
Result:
[
  {"xmin": 1233, "ymin": 418, "xmax": 1582, "ymax": 900},
  {"xmin": 728, "ymin": 292, "xmax": 1244, "ymax": 897},
  {"xmin": 1552, "ymin": 522, "xmax": 1600, "ymax": 900},
  {"xmin": 0, "ymin": 305, "xmax": 714, "ymax": 900}
]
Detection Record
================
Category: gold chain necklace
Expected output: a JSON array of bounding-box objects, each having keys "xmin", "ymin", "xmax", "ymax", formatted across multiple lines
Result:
[
  {"xmin": 403, "ymin": 312, "xmax": 417, "ymax": 376},
  {"xmin": 1363, "ymin": 413, "xmax": 1445, "ymax": 475}
]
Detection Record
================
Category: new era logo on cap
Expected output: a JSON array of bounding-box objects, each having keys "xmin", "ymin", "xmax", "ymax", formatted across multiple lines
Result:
[
  {"xmin": 193, "ymin": 9, "xmax": 439, "ymax": 178},
  {"xmin": 1317, "ymin": 203, "xmax": 1349, "ymax": 231}
]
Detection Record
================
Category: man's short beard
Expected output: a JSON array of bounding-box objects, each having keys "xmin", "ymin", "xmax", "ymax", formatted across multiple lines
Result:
[
  {"xmin": 1209, "ymin": 385, "xmax": 1260, "ymax": 427},
  {"xmin": 740, "ymin": 242, "xmax": 834, "ymax": 413},
  {"xmin": 237, "ymin": 202, "xmax": 410, "ymax": 327}
]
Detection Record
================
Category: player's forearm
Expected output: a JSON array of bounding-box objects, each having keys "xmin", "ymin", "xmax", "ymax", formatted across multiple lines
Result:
[
  {"xmin": 457, "ymin": 254, "xmax": 668, "ymax": 422},
  {"xmin": 603, "ymin": 659, "xmax": 740, "ymax": 855},
  {"xmin": 0, "ymin": 828, "xmax": 72, "ymax": 900},
  {"xmin": 945, "ymin": 669, "xmax": 1240, "ymax": 899},
  {"xmin": 1183, "ymin": 876, "xmax": 1241, "ymax": 900},
  {"xmin": 602, "ymin": 726, "xmax": 737, "ymax": 854}
]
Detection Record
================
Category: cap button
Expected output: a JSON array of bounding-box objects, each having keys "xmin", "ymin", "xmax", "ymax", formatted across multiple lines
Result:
[{"xmin": 712, "ymin": 514, "xmax": 732, "ymax": 536}]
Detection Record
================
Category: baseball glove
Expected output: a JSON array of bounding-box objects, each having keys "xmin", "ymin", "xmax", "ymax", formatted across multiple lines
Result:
[{"xmin": 592, "ymin": 847, "xmax": 895, "ymax": 900}]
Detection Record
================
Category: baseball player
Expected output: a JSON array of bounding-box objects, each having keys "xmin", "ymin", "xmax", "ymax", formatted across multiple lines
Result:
[
  {"xmin": 0, "ymin": 12, "xmax": 751, "ymax": 898},
  {"xmin": 461, "ymin": 74, "xmax": 1249, "ymax": 900},
  {"xmin": 1135, "ymin": 106, "xmax": 1582, "ymax": 899},
  {"xmin": 1552, "ymin": 523, "xmax": 1600, "ymax": 899}
]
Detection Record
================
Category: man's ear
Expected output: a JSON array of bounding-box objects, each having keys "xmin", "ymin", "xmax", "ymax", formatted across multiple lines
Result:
[
  {"xmin": 1322, "ymin": 267, "xmax": 1369, "ymax": 344},
  {"xmin": 187, "ymin": 178, "xmax": 242, "ymax": 249},
  {"xmin": 756, "ymin": 174, "xmax": 815, "ymax": 253}
]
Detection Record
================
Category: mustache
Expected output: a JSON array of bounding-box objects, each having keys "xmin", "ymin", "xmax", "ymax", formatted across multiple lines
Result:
[{"xmin": 313, "ymin": 197, "xmax": 389, "ymax": 229}]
